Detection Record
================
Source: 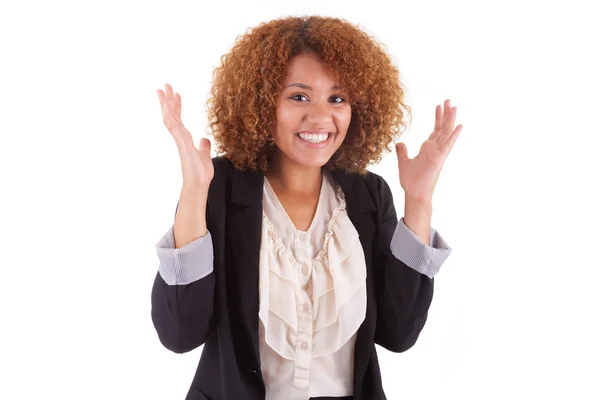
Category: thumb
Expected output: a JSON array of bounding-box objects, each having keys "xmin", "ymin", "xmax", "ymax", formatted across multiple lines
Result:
[
  {"xmin": 395, "ymin": 142, "xmax": 408, "ymax": 163},
  {"xmin": 199, "ymin": 137, "xmax": 211, "ymax": 154}
]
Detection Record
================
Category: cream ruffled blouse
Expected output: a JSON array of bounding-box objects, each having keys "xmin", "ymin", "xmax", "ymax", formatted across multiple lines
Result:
[{"xmin": 258, "ymin": 170, "xmax": 367, "ymax": 399}]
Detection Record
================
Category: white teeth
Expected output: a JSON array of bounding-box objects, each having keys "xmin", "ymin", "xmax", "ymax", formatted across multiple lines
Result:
[{"xmin": 298, "ymin": 132, "xmax": 329, "ymax": 143}]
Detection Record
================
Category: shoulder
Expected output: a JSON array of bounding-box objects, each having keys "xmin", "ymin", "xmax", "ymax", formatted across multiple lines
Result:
[
  {"xmin": 362, "ymin": 169, "xmax": 387, "ymax": 187},
  {"xmin": 211, "ymin": 155, "xmax": 235, "ymax": 174},
  {"xmin": 208, "ymin": 156, "xmax": 238, "ymax": 186},
  {"xmin": 204, "ymin": 156, "xmax": 234, "ymax": 202},
  {"xmin": 340, "ymin": 168, "xmax": 392, "ymax": 198},
  {"xmin": 361, "ymin": 171, "xmax": 395, "ymax": 213},
  {"xmin": 330, "ymin": 167, "xmax": 394, "ymax": 216},
  {"xmin": 206, "ymin": 155, "xmax": 262, "ymax": 204}
]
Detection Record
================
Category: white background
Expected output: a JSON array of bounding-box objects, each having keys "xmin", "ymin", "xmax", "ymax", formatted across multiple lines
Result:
[{"xmin": 1, "ymin": 0, "xmax": 599, "ymax": 399}]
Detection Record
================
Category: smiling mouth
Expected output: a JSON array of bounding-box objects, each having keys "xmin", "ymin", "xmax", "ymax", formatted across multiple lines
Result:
[{"xmin": 296, "ymin": 132, "xmax": 332, "ymax": 143}]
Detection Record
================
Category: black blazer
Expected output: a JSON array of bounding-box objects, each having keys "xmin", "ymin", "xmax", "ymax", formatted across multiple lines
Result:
[{"xmin": 151, "ymin": 156, "xmax": 435, "ymax": 400}]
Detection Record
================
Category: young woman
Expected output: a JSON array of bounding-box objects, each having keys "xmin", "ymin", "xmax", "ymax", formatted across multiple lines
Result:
[{"xmin": 152, "ymin": 15, "xmax": 463, "ymax": 400}]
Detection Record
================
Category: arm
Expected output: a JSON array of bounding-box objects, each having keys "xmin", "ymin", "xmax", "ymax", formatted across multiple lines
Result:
[
  {"xmin": 150, "ymin": 186, "xmax": 215, "ymax": 354},
  {"xmin": 373, "ymin": 177, "xmax": 452, "ymax": 353}
]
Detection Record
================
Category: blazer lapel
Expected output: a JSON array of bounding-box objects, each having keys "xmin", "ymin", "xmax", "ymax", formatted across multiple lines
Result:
[
  {"xmin": 227, "ymin": 166, "xmax": 264, "ymax": 370},
  {"xmin": 331, "ymin": 169, "xmax": 378, "ymax": 397}
]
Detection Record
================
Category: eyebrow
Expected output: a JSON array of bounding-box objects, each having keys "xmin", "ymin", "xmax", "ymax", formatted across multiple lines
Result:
[{"xmin": 284, "ymin": 83, "xmax": 344, "ymax": 90}]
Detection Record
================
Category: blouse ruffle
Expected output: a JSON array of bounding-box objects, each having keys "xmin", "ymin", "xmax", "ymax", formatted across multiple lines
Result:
[{"xmin": 258, "ymin": 185, "xmax": 367, "ymax": 362}]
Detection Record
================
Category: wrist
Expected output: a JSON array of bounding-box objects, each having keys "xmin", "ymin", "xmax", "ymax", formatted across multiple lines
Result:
[
  {"xmin": 405, "ymin": 196, "xmax": 433, "ymax": 210},
  {"xmin": 403, "ymin": 197, "xmax": 432, "ymax": 246},
  {"xmin": 181, "ymin": 182, "xmax": 210, "ymax": 198}
]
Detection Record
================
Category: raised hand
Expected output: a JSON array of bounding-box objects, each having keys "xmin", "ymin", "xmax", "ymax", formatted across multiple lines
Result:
[
  {"xmin": 395, "ymin": 99, "xmax": 463, "ymax": 202},
  {"xmin": 157, "ymin": 83, "xmax": 214, "ymax": 189}
]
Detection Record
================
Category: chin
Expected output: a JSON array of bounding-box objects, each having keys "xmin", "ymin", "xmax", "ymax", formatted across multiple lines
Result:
[
  {"xmin": 280, "ymin": 151, "xmax": 332, "ymax": 169},
  {"xmin": 299, "ymin": 158, "xmax": 330, "ymax": 168}
]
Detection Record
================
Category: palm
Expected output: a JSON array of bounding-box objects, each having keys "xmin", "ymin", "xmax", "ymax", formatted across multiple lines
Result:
[
  {"xmin": 157, "ymin": 83, "xmax": 214, "ymax": 186},
  {"xmin": 396, "ymin": 99, "xmax": 463, "ymax": 202}
]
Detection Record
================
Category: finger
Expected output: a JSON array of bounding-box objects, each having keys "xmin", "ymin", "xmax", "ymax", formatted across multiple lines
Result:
[
  {"xmin": 441, "ymin": 106, "xmax": 457, "ymax": 142},
  {"xmin": 175, "ymin": 92, "xmax": 181, "ymax": 119},
  {"xmin": 441, "ymin": 124, "xmax": 463, "ymax": 152},
  {"xmin": 165, "ymin": 85, "xmax": 175, "ymax": 110},
  {"xmin": 163, "ymin": 85, "xmax": 180, "ymax": 121},
  {"xmin": 165, "ymin": 83, "xmax": 173, "ymax": 99},
  {"xmin": 199, "ymin": 138, "xmax": 211, "ymax": 154},
  {"xmin": 157, "ymin": 90, "xmax": 167, "ymax": 115},
  {"xmin": 434, "ymin": 104, "xmax": 443, "ymax": 132},
  {"xmin": 395, "ymin": 142, "xmax": 408, "ymax": 163},
  {"xmin": 442, "ymin": 99, "xmax": 451, "ymax": 134},
  {"xmin": 430, "ymin": 104, "xmax": 443, "ymax": 141},
  {"xmin": 447, "ymin": 107, "xmax": 457, "ymax": 136}
]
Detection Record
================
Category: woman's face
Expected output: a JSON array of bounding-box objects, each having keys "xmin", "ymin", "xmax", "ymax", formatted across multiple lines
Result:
[{"xmin": 270, "ymin": 52, "xmax": 352, "ymax": 169}]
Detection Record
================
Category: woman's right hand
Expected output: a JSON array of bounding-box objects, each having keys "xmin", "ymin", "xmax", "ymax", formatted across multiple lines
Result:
[{"xmin": 157, "ymin": 83, "xmax": 214, "ymax": 190}]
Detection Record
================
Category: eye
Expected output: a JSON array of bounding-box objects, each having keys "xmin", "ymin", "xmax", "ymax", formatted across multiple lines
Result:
[
  {"xmin": 289, "ymin": 94, "xmax": 346, "ymax": 103},
  {"xmin": 290, "ymin": 94, "xmax": 308, "ymax": 101}
]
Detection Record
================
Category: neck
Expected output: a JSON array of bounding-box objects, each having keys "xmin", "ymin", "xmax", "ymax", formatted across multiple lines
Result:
[{"xmin": 265, "ymin": 151, "xmax": 323, "ymax": 196}]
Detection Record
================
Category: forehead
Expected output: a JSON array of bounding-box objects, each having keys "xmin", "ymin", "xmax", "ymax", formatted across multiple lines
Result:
[{"xmin": 283, "ymin": 53, "xmax": 340, "ymax": 86}]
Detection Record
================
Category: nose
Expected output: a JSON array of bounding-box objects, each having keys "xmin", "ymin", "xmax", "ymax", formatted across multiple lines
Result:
[{"xmin": 306, "ymin": 100, "xmax": 333, "ymax": 126}]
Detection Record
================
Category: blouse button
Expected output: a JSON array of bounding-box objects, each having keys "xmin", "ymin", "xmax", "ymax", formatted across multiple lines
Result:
[
  {"xmin": 301, "ymin": 303, "xmax": 310, "ymax": 312},
  {"xmin": 301, "ymin": 265, "xmax": 309, "ymax": 275},
  {"xmin": 300, "ymin": 342, "xmax": 308, "ymax": 350}
]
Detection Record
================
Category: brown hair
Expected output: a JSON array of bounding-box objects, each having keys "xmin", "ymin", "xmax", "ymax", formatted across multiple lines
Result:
[{"xmin": 205, "ymin": 15, "xmax": 412, "ymax": 175}]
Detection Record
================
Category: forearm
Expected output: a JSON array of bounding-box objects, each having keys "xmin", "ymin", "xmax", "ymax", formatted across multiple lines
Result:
[
  {"xmin": 174, "ymin": 185, "xmax": 209, "ymax": 248},
  {"xmin": 403, "ymin": 197, "xmax": 433, "ymax": 246}
]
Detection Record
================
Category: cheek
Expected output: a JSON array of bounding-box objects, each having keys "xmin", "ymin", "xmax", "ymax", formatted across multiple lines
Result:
[
  {"xmin": 275, "ymin": 104, "xmax": 299, "ymax": 130},
  {"xmin": 335, "ymin": 108, "xmax": 352, "ymax": 131}
]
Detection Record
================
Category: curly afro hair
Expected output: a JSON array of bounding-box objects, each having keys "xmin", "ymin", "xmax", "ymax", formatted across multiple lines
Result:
[{"xmin": 205, "ymin": 15, "xmax": 412, "ymax": 175}]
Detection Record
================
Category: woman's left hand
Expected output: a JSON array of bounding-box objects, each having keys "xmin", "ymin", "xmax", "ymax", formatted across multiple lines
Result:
[{"xmin": 395, "ymin": 99, "xmax": 463, "ymax": 203}]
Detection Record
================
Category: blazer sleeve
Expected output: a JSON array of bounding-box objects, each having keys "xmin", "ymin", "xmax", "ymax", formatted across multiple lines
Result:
[
  {"xmin": 373, "ymin": 176, "xmax": 451, "ymax": 353},
  {"xmin": 150, "ymin": 200, "xmax": 215, "ymax": 354},
  {"xmin": 390, "ymin": 217, "xmax": 452, "ymax": 279}
]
